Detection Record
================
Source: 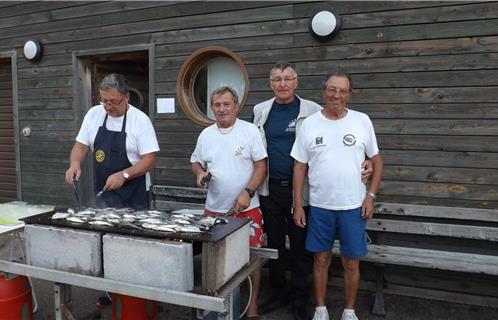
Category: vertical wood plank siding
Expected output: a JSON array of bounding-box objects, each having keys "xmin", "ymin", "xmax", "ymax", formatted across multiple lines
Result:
[{"xmin": 1, "ymin": 1, "xmax": 497, "ymax": 208}]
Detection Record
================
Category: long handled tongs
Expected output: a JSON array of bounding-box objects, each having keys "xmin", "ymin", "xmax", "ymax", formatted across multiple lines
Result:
[{"xmin": 72, "ymin": 178, "xmax": 81, "ymax": 210}]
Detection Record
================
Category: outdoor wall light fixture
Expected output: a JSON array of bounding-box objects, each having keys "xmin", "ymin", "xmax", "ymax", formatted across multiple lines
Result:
[
  {"xmin": 23, "ymin": 40, "xmax": 42, "ymax": 61},
  {"xmin": 310, "ymin": 10, "xmax": 341, "ymax": 41}
]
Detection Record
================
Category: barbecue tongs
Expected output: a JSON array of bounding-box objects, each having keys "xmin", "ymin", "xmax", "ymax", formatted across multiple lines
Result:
[{"xmin": 72, "ymin": 178, "xmax": 81, "ymax": 210}]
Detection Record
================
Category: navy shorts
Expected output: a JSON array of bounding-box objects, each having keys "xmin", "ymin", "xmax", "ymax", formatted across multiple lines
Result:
[{"xmin": 305, "ymin": 206, "xmax": 367, "ymax": 259}]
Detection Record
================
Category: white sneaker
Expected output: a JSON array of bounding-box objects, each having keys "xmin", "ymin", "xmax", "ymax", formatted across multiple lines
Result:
[
  {"xmin": 312, "ymin": 306, "xmax": 330, "ymax": 320},
  {"xmin": 341, "ymin": 310, "xmax": 359, "ymax": 320}
]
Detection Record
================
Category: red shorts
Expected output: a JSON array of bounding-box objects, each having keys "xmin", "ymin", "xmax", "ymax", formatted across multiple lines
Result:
[{"xmin": 204, "ymin": 207, "xmax": 266, "ymax": 248}]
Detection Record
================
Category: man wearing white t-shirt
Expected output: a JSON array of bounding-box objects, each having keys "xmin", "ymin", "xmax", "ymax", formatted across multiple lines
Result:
[
  {"xmin": 191, "ymin": 86, "xmax": 267, "ymax": 319},
  {"xmin": 65, "ymin": 73, "xmax": 159, "ymax": 210},
  {"xmin": 291, "ymin": 73, "xmax": 383, "ymax": 320}
]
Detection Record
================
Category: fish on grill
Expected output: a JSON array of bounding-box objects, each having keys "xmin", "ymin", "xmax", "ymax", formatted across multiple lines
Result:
[
  {"xmin": 51, "ymin": 212, "xmax": 70, "ymax": 220},
  {"xmin": 50, "ymin": 207, "xmax": 223, "ymax": 234},
  {"xmin": 66, "ymin": 216, "xmax": 86, "ymax": 223}
]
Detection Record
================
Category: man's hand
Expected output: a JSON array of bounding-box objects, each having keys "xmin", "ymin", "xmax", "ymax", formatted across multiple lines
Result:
[
  {"xmin": 196, "ymin": 172, "xmax": 210, "ymax": 188},
  {"xmin": 361, "ymin": 196, "xmax": 375, "ymax": 220},
  {"xmin": 104, "ymin": 171, "xmax": 126, "ymax": 191},
  {"xmin": 232, "ymin": 191, "xmax": 250, "ymax": 214},
  {"xmin": 293, "ymin": 206, "xmax": 307, "ymax": 228},
  {"xmin": 66, "ymin": 142, "xmax": 89, "ymax": 184},
  {"xmin": 65, "ymin": 165, "xmax": 81, "ymax": 184},
  {"xmin": 361, "ymin": 159, "xmax": 373, "ymax": 184}
]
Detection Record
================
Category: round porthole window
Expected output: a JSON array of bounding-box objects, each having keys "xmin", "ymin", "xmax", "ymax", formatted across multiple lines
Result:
[{"xmin": 177, "ymin": 47, "xmax": 249, "ymax": 126}]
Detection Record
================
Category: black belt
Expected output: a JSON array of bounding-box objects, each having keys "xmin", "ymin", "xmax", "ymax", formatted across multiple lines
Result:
[{"xmin": 269, "ymin": 178, "xmax": 292, "ymax": 187}]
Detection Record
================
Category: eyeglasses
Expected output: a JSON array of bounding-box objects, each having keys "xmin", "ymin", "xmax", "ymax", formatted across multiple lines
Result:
[
  {"xmin": 326, "ymin": 87, "xmax": 350, "ymax": 96},
  {"xmin": 100, "ymin": 96, "xmax": 125, "ymax": 107},
  {"xmin": 270, "ymin": 77, "xmax": 297, "ymax": 84}
]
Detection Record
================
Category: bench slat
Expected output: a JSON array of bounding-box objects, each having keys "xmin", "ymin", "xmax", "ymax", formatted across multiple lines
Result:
[
  {"xmin": 376, "ymin": 202, "xmax": 498, "ymax": 223},
  {"xmin": 367, "ymin": 218, "xmax": 498, "ymax": 241},
  {"xmin": 332, "ymin": 244, "xmax": 498, "ymax": 275},
  {"xmin": 153, "ymin": 200, "xmax": 204, "ymax": 211},
  {"xmin": 152, "ymin": 185, "xmax": 207, "ymax": 199}
]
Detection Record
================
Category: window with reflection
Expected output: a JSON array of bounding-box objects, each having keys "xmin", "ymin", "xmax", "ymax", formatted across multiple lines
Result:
[{"xmin": 177, "ymin": 47, "xmax": 249, "ymax": 126}]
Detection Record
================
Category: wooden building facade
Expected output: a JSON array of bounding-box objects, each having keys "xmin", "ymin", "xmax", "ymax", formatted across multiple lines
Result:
[{"xmin": 0, "ymin": 0, "xmax": 497, "ymax": 308}]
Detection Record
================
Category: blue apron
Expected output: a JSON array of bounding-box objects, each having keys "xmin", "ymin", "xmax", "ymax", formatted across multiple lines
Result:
[{"xmin": 93, "ymin": 109, "xmax": 148, "ymax": 209}]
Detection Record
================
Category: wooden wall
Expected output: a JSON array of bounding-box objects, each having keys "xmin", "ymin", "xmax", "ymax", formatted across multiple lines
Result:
[
  {"xmin": 0, "ymin": 0, "xmax": 495, "ymax": 206},
  {"xmin": 152, "ymin": 1, "xmax": 498, "ymax": 210}
]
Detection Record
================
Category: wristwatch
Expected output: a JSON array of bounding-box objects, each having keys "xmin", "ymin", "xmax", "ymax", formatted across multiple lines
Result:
[
  {"xmin": 244, "ymin": 187, "xmax": 255, "ymax": 198},
  {"xmin": 122, "ymin": 170, "xmax": 130, "ymax": 180}
]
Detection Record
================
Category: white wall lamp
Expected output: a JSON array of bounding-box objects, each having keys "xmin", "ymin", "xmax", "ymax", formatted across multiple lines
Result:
[
  {"xmin": 310, "ymin": 10, "xmax": 341, "ymax": 41},
  {"xmin": 23, "ymin": 40, "xmax": 42, "ymax": 61}
]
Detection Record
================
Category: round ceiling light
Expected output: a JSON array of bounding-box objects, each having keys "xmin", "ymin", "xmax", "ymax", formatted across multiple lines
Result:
[
  {"xmin": 23, "ymin": 40, "xmax": 42, "ymax": 61},
  {"xmin": 310, "ymin": 10, "xmax": 341, "ymax": 41}
]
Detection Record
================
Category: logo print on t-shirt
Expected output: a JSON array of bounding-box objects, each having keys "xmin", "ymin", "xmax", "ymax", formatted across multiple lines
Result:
[
  {"xmin": 315, "ymin": 137, "xmax": 323, "ymax": 145},
  {"xmin": 343, "ymin": 134, "xmax": 356, "ymax": 146},
  {"xmin": 285, "ymin": 119, "xmax": 297, "ymax": 132},
  {"xmin": 235, "ymin": 146, "xmax": 244, "ymax": 156}
]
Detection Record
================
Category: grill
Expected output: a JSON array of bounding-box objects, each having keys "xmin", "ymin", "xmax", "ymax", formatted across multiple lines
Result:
[
  {"xmin": 21, "ymin": 209, "xmax": 248, "ymax": 243},
  {"xmin": 21, "ymin": 208, "xmax": 251, "ymax": 292}
]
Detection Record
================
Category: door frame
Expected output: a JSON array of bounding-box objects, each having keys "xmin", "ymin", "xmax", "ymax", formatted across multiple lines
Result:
[
  {"xmin": 0, "ymin": 50, "xmax": 21, "ymax": 200},
  {"xmin": 72, "ymin": 44, "xmax": 155, "ymax": 204}
]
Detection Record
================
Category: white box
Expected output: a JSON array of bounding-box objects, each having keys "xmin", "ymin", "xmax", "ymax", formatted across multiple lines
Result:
[
  {"xmin": 103, "ymin": 234, "xmax": 193, "ymax": 291},
  {"xmin": 24, "ymin": 224, "xmax": 102, "ymax": 276}
]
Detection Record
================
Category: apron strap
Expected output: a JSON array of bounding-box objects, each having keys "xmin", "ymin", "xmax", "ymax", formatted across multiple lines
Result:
[
  {"xmin": 121, "ymin": 106, "xmax": 128, "ymax": 133},
  {"xmin": 102, "ymin": 113, "xmax": 108, "ymax": 127}
]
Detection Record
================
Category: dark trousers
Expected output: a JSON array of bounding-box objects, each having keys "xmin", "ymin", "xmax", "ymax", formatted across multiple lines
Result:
[{"xmin": 260, "ymin": 179, "xmax": 313, "ymax": 307}]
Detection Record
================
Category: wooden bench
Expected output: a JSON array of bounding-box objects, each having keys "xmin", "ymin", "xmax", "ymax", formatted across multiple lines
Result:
[
  {"xmin": 151, "ymin": 187, "xmax": 498, "ymax": 312},
  {"xmin": 332, "ymin": 202, "xmax": 498, "ymax": 314}
]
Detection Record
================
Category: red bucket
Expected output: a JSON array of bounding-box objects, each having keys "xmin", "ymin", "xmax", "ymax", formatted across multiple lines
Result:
[
  {"xmin": 0, "ymin": 273, "xmax": 33, "ymax": 320},
  {"xmin": 111, "ymin": 293, "xmax": 157, "ymax": 320}
]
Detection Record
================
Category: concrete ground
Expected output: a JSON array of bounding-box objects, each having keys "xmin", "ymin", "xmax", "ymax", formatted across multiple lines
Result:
[{"xmin": 2, "ymin": 235, "xmax": 497, "ymax": 320}]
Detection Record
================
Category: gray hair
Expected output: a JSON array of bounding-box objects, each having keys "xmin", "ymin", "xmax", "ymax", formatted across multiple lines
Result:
[
  {"xmin": 270, "ymin": 61, "xmax": 297, "ymax": 78},
  {"xmin": 210, "ymin": 86, "xmax": 239, "ymax": 105},
  {"xmin": 322, "ymin": 72, "xmax": 353, "ymax": 92},
  {"xmin": 99, "ymin": 73, "xmax": 129, "ymax": 96}
]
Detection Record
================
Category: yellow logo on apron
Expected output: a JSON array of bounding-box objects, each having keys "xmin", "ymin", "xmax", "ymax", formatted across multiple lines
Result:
[{"xmin": 95, "ymin": 149, "xmax": 105, "ymax": 163}]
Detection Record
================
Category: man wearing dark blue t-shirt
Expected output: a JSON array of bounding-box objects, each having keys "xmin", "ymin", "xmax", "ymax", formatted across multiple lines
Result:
[{"xmin": 253, "ymin": 62, "xmax": 321, "ymax": 320}]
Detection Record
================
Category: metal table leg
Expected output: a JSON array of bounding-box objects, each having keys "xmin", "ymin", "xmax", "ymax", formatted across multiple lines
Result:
[
  {"xmin": 8, "ymin": 231, "xmax": 39, "ymax": 313},
  {"xmin": 195, "ymin": 286, "xmax": 240, "ymax": 320},
  {"xmin": 220, "ymin": 286, "xmax": 240, "ymax": 320},
  {"xmin": 54, "ymin": 283, "xmax": 74, "ymax": 320}
]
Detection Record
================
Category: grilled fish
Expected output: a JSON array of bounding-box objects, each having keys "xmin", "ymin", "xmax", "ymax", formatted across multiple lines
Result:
[
  {"xmin": 89, "ymin": 220, "xmax": 112, "ymax": 226},
  {"xmin": 66, "ymin": 216, "xmax": 85, "ymax": 223},
  {"xmin": 51, "ymin": 212, "xmax": 70, "ymax": 220}
]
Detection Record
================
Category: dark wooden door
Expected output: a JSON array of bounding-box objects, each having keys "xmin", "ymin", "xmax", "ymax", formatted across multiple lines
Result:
[
  {"xmin": 88, "ymin": 52, "xmax": 149, "ymax": 114},
  {"xmin": 0, "ymin": 59, "xmax": 17, "ymax": 202}
]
